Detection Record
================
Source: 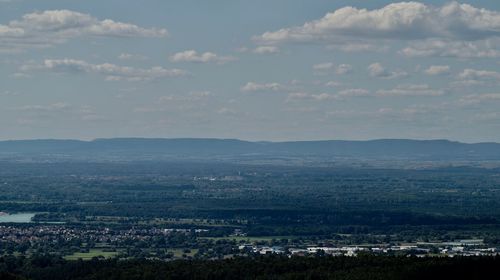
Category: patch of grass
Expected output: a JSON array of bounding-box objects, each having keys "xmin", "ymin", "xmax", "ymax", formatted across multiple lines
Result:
[
  {"xmin": 64, "ymin": 249, "xmax": 119, "ymax": 261},
  {"xmin": 201, "ymin": 236, "xmax": 300, "ymax": 242},
  {"xmin": 170, "ymin": 248, "xmax": 198, "ymax": 258}
]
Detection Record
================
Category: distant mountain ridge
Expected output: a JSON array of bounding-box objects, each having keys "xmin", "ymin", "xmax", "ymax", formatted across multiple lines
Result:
[{"xmin": 1, "ymin": 138, "xmax": 500, "ymax": 161}]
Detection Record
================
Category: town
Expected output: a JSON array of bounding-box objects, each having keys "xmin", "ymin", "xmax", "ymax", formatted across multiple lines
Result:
[{"xmin": 1, "ymin": 223, "xmax": 498, "ymax": 261}]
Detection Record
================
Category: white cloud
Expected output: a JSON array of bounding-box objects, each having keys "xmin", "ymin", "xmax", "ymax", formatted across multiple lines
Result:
[
  {"xmin": 454, "ymin": 69, "xmax": 500, "ymax": 88},
  {"xmin": 458, "ymin": 69, "xmax": 500, "ymax": 80},
  {"xmin": 368, "ymin": 63, "xmax": 388, "ymax": 77},
  {"xmin": 240, "ymin": 82, "xmax": 286, "ymax": 92},
  {"xmin": 401, "ymin": 38, "xmax": 500, "ymax": 58},
  {"xmin": 169, "ymin": 50, "xmax": 236, "ymax": 64},
  {"xmin": 159, "ymin": 91, "xmax": 211, "ymax": 103},
  {"xmin": 458, "ymin": 93, "xmax": 500, "ymax": 106},
  {"xmin": 15, "ymin": 102, "xmax": 71, "ymax": 112},
  {"xmin": 287, "ymin": 88, "xmax": 370, "ymax": 102},
  {"xmin": 0, "ymin": 10, "xmax": 167, "ymax": 51},
  {"xmin": 217, "ymin": 107, "xmax": 237, "ymax": 115},
  {"xmin": 255, "ymin": 2, "xmax": 500, "ymax": 45},
  {"xmin": 253, "ymin": 46, "xmax": 280, "ymax": 54},
  {"xmin": 368, "ymin": 62, "xmax": 408, "ymax": 79},
  {"xmin": 337, "ymin": 88, "xmax": 370, "ymax": 97},
  {"xmin": 23, "ymin": 58, "xmax": 187, "ymax": 82},
  {"xmin": 313, "ymin": 62, "xmax": 352, "ymax": 74},
  {"xmin": 313, "ymin": 62, "xmax": 334, "ymax": 71},
  {"xmin": 325, "ymin": 81, "xmax": 341, "ymax": 87},
  {"xmin": 118, "ymin": 53, "xmax": 148, "ymax": 60},
  {"xmin": 326, "ymin": 42, "xmax": 389, "ymax": 52},
  {"xmin": 286, "ymin": 92, "xmax": 337, "ymax": 102},
  {"xmin": 449, "ymin": 79, "xmax": 487, "ymax": 88},
  {"xmin": 424, "ymin": 65, "xmax": 450, "ymax": 75},
  {"xmin": 336, "ymin": 64, "xmax": 352, "ymax": 75},
  {"xmin": 376, "ymin": 84, "xmax": 445, "ymax": 96}
]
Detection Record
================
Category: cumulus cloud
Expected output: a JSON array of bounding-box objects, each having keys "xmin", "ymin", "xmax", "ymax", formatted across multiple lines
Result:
[
  {"xmin": 159, "ymin": 91, "xmax": 211, "ymax": 103},
  {"xmin": 368, "ymin": 62, "xmax": 408, "ymax": 79},
  {"xmin": 453, "ymin": 69, "xmax": 500, "ymax": 88},
  {"xmin": 458, "ymin": 69, "xmax": 500, "ymax": 80},
  {"xmin": 336, "ymin": 64, "xmax": 353, "ymax": 75},
  {"xmin": 401, "ymin": 38, "xmax": 500, "ymax": 58},
  {"xmin": 255, "ymin": 2, "xmax": 500, "ymax": 45},
  {"xmin": 287, "ymin": 88, "xmax": 370, "ymax": 102},
  {"xmin": 458, "ymin": 93, "xmax": 500, "ymax": 107},
  {"xmin": 376, "ymin": 84, "xmax": 445, "ymax": 96},
  {"xmin": 15, "ymin": 102, "xmax": 71, "ymax": 112},
  {"xmin": 118, "ymin": 53, "xmax": 148, "ymax": 60},
  {"xmin": 337, "ymin": 88, "xmax": 370, "ymax": 97},
  {"xmin": 287, "ymin": 92, "xmax": 337, "ymax": 102},
  {"xmin": 325, "ymin": 81, "xmax": 342, "ymax": 87},
  {"xmin": 169, "ymin": 50, "xmax": 236, "ymax": 64},
  {"xmin": 424, "ymin": 65, "xmax": 450, "ymax": 75},
  {"xmin": 450, "ymin": 79, "xmax": 487, "ymax": 88},
  {"xmin": 326, "ymin": 42, "xmax": 389, "ymax": 52},
  {"xmin": 240, "ymin": 82, "xmax": 287, "ymax": 92},
  {"xmin": 253, "ymin": 46, "xmax": 280, "ymax": 54},
  {"xmin": 368, "ymin": 63, "xmax": 388, "ymax": 77},
  {"xmin": 313, "ymin": 62, "xmax": 334, "ymax": 71},
  {"xmin": 0, "ymin": 10, "xmax": 167, "ymax": 51},
  {"xmin": 22, "ymin": 58, "xmax": 187, "ymax": 82},
  {"xmin": 313, "ymin": 62, "xmax": 352, "ymax": 74}
]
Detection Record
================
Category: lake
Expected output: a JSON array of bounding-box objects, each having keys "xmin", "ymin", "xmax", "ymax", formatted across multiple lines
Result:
[{"xmin": 0, "ymin": 213, "xmax": 36, "ymax": 223}]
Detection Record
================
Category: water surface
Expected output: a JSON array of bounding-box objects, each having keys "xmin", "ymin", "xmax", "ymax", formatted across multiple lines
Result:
[{"xmin": 0, "ymin": 213, "xmax": 36, "ymax": 223}]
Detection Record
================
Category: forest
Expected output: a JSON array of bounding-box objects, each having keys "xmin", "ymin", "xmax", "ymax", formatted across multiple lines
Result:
[
  {"xmin": 1, "ymin": 255, "xmax": 499, "ymax": 280},
  {"xmin": 1, "ymin": 159, "xmax": 500, "ymax": 276}
]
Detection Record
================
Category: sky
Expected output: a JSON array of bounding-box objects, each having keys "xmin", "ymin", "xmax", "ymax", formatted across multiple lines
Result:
[{"xmin": 1, "ymin": 0, "xmax": 500, "ymax": 142}]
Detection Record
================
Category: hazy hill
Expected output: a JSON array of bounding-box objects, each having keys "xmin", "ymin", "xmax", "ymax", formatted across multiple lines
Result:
[{"xmin": 1, "ymin": 138, "xmax": 500, "ymax": 162}]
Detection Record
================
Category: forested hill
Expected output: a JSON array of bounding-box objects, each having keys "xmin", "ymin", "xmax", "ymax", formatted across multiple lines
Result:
[{"xmin": 1, "ymin": 138, "xmax": 500, "ymax": 161}]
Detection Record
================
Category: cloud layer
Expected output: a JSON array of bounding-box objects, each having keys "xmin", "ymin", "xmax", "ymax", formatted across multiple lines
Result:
[
  {"xmin": 240, "ymin": 82, "xmax": 287, "ymax": 92},
  {"xmin": 0, "ymin": 10, "xmax": 167, "ymax": 51},
  {"xmin": 23, "ymin": 59, "xmax": 187, "ymax": 82},
  {"xmin": 169, "ymin": 50, "xmax": 235, "ymax": 64},
  {"xmin": 256, "ymin": 2, "xmax": 500, "ymax": 44},
  {"xmin": 368, "ymin": 63, "xmax": 408, "ymax": 79}
]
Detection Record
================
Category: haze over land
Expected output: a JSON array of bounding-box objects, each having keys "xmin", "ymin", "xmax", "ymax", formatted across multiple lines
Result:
[
  {"xmin": 0, "ymin": 137, "xmax": 498, "ymax": 158},
  {"xmin": 2, "ymin": 138, "xmax": 500, "ymax": 166}
]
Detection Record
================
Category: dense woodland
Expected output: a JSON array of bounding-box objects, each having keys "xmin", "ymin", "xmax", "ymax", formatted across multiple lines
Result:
[
  {"xmin": 1, "ymin": 255, "xmax": 499, "ymax": 280},
  {"xmin": 2, "ymin": 162, "xmax": 500, "ymax": 230}
]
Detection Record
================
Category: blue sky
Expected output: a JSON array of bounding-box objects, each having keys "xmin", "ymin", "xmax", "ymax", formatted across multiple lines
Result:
[{"xmin": 1, "ymin": 0, "xmax": 500, "ymax": 142}]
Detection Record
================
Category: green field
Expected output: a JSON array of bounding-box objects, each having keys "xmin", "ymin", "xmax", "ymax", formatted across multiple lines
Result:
[
  {"xmin": 64, "ymin": 249, "xmax": 119, "ymax": 261},
  {"xmin": 201, "ymin": 236, "xmax": 300, "ymax": 242},
  {"xmin": 170, "ymin": 248, "xmax": 199, "ymax": 258}
]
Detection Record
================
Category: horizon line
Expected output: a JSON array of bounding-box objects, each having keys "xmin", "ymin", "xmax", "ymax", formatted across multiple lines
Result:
[{"xmin": 0, "ymin": 137, "xmax": 499, "ymax": 145}]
